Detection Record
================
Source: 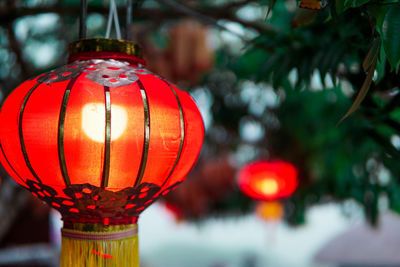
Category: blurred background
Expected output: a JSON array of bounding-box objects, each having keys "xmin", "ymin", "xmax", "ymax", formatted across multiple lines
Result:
[{"xmin": 1, "ymin": 0, "xmax": 400, "ymax": 266}]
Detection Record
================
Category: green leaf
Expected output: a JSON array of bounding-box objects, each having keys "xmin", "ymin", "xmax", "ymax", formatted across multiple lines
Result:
[
  {"xmin": 375, "ymin": 44, "xmax": 387, "ymax": 83},
  {"xmin": 344, "ymin": 0, "xmax": 371, "ymax": 8},
  {"xmin": 367, "ymin": 5, "xmax": 389, "ymax": 33},
  {"xmin": 335, "ymin": 0, "xmax": 346, "ymax": 14},
  {"xmin": 382, "ymin": 4, "xmax": 400, "ymax": 69}
]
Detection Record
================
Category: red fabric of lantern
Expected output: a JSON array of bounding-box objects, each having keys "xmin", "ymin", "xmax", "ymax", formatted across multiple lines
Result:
[
  {"xmin": 237, "ymin": 160, "xmax": 298, "ymax": 201},
  {"xmin": 0, "ymin": 39, "xmax": 204, "ymax": 225}
]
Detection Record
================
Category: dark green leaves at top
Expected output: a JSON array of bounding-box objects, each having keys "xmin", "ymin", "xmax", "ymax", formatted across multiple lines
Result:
[
  {"xmin": 335, "ymin": 0, "xmax": 346, "ymax": 14},
  {"xmin": 336, "ymin": 0, "xmax": 371, "ymax": 14},
  {"xmin": 382, "ymin": 4, "xmax": 400, "ymax": 70},
  {"xmin": 344, "ymin": 0, "xmax": 371, "ymax": 8}
]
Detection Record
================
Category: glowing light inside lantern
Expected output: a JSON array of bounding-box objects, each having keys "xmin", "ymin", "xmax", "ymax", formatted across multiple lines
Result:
[
  {"xmin": 82, "ymin": 103, "xmax": 127, "ymax": 142},
  {"xmin": 256, "ymin": 177, "xmax": 278, "ymax": 196}
]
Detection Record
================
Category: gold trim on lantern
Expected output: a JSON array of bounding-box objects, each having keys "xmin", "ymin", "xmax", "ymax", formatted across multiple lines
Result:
[
  {"xmin": 58, "ymin": 75, "xmax": 81, "ymax": 186},
  {"xmin": 134, "ymin": 80, "xmax": 150, "ymax": 186},
  {"xmin": 19, "ymin": 82, "xmax": 43, "ymax": 184},
  {"xmin": 68, "ymin": 38, "xmax": 143, "ymax": 58},
  {"xmin": 162, "ymin": 81, "xmax": 185, "ymax": 187},
  {"xmin": 101, "ymin": 86, "xmax": 112, "ymax": 188}
]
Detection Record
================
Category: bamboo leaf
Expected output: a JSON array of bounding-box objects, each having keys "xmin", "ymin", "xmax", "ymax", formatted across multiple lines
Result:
[
  {"xmin": 344, "ymin": 0, "xmax": 370, "ymax": 8},
  {"xmin": 362, "ymin": 39, "xmax": 380, "ymax": 72},
  {"xmin": 338, "ymin": 58, "xmax": 377, "ymax": 124},
  {"xmin": 266, "ymin": 0, "xmax": 276, "ymax": 19}
]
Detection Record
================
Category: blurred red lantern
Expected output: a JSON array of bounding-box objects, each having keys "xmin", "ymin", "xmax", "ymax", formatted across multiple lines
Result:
[
  {"xmin": 238, "ymin": 160, "xmax": 298, "ymax": 221},
  {"xmin": 238, "ymin": 160, "xmax": 298, "ymax": 202},
  {"xmin": 0, "ymin": 39, "xmax": 204, "ymax": 266}
]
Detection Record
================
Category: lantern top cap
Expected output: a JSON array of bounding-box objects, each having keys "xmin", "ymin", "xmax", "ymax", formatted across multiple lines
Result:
[
  {"xmin": 68, "ymin": 38, "xmax": 144, "ymax": 65},
  {"xmin": 69, "ymin": 38, "xmax": 142, "ymax": 57}
]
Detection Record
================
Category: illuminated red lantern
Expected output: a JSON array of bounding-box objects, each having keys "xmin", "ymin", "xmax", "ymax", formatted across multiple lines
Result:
[
  {"xmin": 0, "ymin": 39, "xmax": 204, "ymax": 266},
  {"xmin": 238, "ymin": 160, "xmax": 298, "ymax": 221},
  {"xmin": 238, "ymin": 160, "xmax": 298, "ymax": 201}
]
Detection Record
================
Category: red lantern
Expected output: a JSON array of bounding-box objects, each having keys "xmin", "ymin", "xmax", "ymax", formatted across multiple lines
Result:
[
  {"xmin": 238, "ymin": 160, "xmax": 298, "ymax": 221},
  {"xmin": 238, "ymin": 160, "xmax": 298, "ymax": 220},
  {"xmin": 0, "ymin": 39, "xmax": 204, "ymax": 266}
]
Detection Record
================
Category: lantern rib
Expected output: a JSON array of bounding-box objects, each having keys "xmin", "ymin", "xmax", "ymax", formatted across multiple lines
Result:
[
  {"xmin": 161, "ymin": 80, "xmax": 185, "ymax": 188},
  {"xmin": 58, "ymin": 75, "xmax": 80, "ymax": 186},
  {"xmin": 0, "ymin": 140, "xmax": 26, "ymax": 186},
  {"xmin": 18, "ymin": 82, "xmax": 43, "ymax": 184},
  {"xmin": 134, "ymin": 79, "xmax": 150, "ymax": 187},
  {"xmin": 101, "ymin": 86, "xmax": 112, "ymax": 188}
]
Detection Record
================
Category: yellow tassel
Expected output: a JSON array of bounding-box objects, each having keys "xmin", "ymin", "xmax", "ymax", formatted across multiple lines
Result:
[{"xmin": 60, "ymin": 223, "xmax": 139, "ymax": 267}]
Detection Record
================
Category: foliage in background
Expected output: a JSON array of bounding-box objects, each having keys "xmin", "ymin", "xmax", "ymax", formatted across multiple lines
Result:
[{"xmin": 205, "ymin": 0, "xmax": 400, "ymax": 225}]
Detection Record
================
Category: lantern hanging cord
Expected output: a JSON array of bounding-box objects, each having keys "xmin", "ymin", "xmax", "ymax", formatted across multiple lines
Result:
[
  {"xmin": 126, "ymin": 0, "xmax": 145, "ymax": 40},
  {"xmin": 125, "ymin": 0, "xmax": 132, "ymax": 40},
  {"xmin": 79, "ymin": 0, "xmax": 87, "ymax": 39},
  {"xmin": 105, "ymin": 0, "xmax": 122, "ymax": 40}
]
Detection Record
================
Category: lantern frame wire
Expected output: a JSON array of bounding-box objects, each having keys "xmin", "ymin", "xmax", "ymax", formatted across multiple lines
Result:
[
  {"xmin": 160, "ymin": 81, "xmax": 186, "ymax": 188},
  {"xmin": 134, "ymin": 80, "xmax": 150, "ymax": 186},
  {"xmin": 58, "ymin": 74, "xmax": 81, "ymax": 186},
  {"xmin": 105, "ymin": 0, "xmax": 122, "ymax": 39},
  {"xmin": 126, "ymin": 0, "xmax": 133, "ymax": 40}
]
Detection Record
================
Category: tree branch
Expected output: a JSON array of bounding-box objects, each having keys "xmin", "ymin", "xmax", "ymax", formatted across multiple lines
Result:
[
  {"xmin": 154, "ymin": 0, "xmax": 251, "ymax": 41},
  {"xmin": 0, "ymin": 3, "xmax": 278, "ymax": 38}
]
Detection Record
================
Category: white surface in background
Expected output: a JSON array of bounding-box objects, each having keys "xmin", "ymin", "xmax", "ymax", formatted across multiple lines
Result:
[
  {"xmin": 139, "ymin": 203, "xmax": 354, "ymax": 267},
  {"xmin": 49, "ymin": 202, "xmax": 355, "ymax": 266},
  {"xmin": 315, "ymin": 212, "xmax": 400, "ymax": 265}
]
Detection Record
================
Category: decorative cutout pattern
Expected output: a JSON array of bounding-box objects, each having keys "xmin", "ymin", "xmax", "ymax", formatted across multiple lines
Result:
[
  {"xmin": 25, "ymin": 179, "xmax": 180, "ymax": 220},
  {"xmin": 37, "ymin": 59, "xmax": 152, "ymax": 87}
]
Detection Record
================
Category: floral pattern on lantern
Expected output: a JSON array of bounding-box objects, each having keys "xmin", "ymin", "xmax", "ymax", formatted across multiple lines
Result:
[{"xmin": 36, "ymin": 59, "xmax": 153, "ymax": 87}]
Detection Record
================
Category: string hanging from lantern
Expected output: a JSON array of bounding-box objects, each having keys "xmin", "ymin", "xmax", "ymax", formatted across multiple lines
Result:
[
  {"xmin": 105, "ymin": 0, "xmax": 122, "ymax": 39},
  {"xmin": 126, "ymin": 0, "xmax": 133, "ymax": 40},
  {"xmin": 79, "ymin": 0, "xmax": 134, "ymax": 40},
  {"xmin": 79, "ymin": 0, "xmax": 87, "ymax": 39}
]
